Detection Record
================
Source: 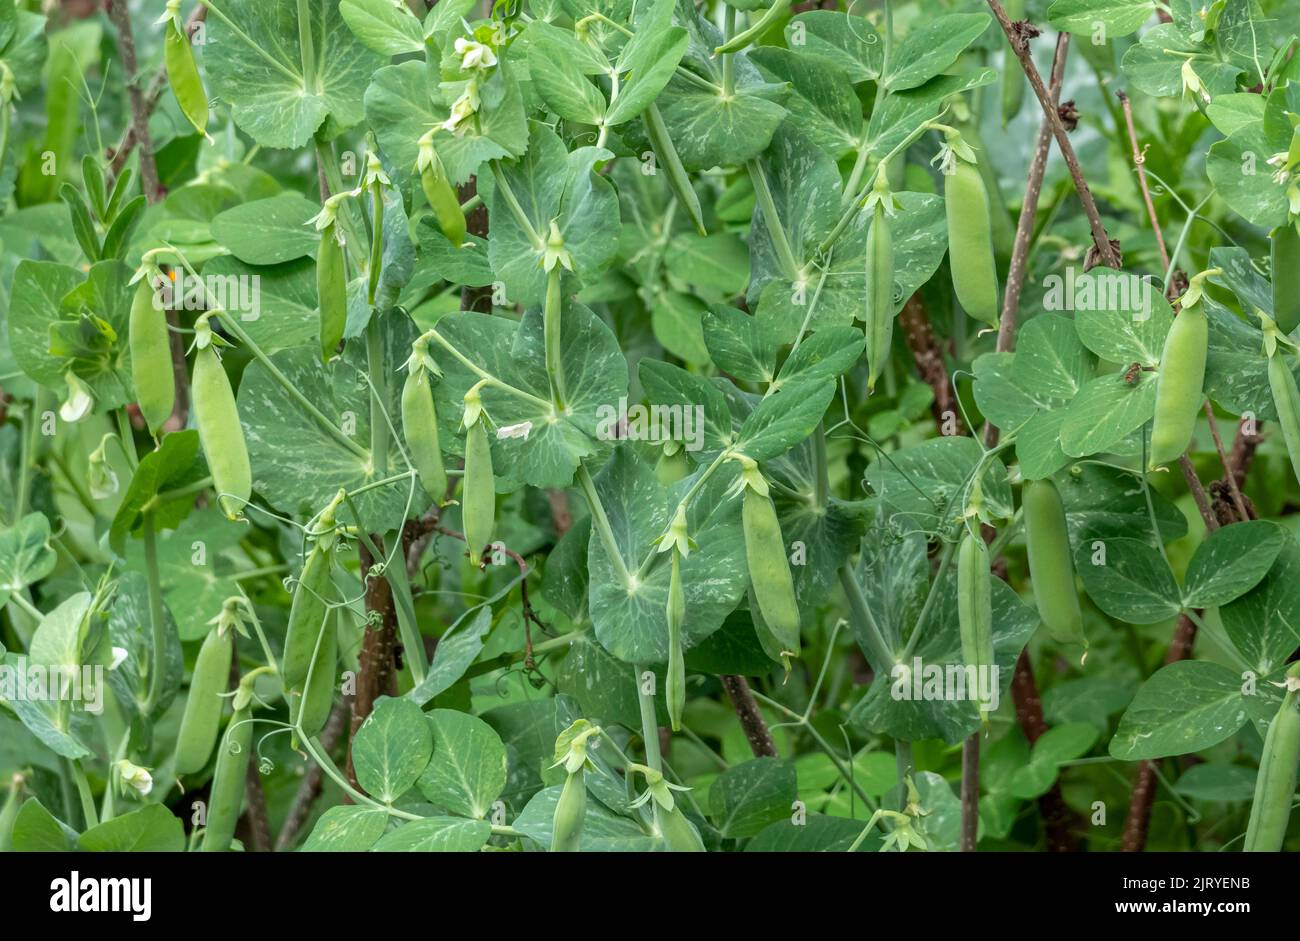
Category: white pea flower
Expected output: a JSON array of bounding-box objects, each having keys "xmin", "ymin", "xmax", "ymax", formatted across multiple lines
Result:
[
  {"xmin": 109, "ymin": 647, "xmax": 130, "ymax": 671},
  {"xmin": 114, "ymin": 759, "xmax": 153, "ymax": 798},
  {"xmin": 454, "ymin": 37, "xmax": 497, "ymax": 71},
  {"xmin": 441, "ymin": 82, "xmax": 481, "ymax": 137},
  {"xmin": 59, "ymin": 372, "xmax": 94, "ymax": 423}
]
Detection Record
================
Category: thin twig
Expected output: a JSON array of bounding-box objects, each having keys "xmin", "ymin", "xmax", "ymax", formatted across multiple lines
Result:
[
  {"xmin": 986, "ymin": 0, "xmax": 1121, "ymax": 270},
  {"xmin": 720, "ymin": 675, "xmax": 778, "ymax": 758},
  {"xmin": 104, "ymin": 0, "xmax": 163, "ymax": 201},
  {"xmin": 985, "ymin": 32, "xmax": 1070, "ymax": 449},
  {"xmin": 1204, "ymin": 402, "xmax": 1249, "ymax": 522},
  {"xmin": 1116, "ymin": 90, "xmax": 1170, "ymax": 274},
  {"xmin": 1177, "ymin": 455, "xmax": 1218, "ymax": 532},
  {"xmin": 899, "ymin": 293, "xmax": 963, "ymax": 436},
  {"xmin": 960, "ymin": 736, "xmax": 979, "ymax": 851}
]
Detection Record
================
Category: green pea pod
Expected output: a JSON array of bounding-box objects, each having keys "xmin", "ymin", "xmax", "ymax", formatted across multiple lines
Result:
[
  {"xmin": 202, "ymin": 704, "xmax": 252, "ymax": 852},
  {"xmin": 420, "ymin": 149, "xmax": 466, "ymax": 248},
  {"xmin": 402, "ymin": 368, "xmax": 447, "ymax": 502},
  {"xmin": 291, "ymin": 609, "xmax": 338, "ymax": 741},
  {"xmin": 655, "ymin": 444, "xmax": 689, "ymax": 486},
  {"xmin": 742, "ymin": 487, "xmax": 800, "ymax": 658},
  {"xmin": 657, "ymin": 804, "xmax": 705, "ymax": 852},
  {"xmin": 1000, "ymin": 0, "xmax": 1027, "ymax": 126},
  {"xmin": 129, "ymin": 275, "xmax": 175, "ymax": 436},
  {"xmin": 174, "ymin": 624, "xmax": 234, "ymax": 774},
  {"xmin": 643, "ymin": 103, "xmax": 707, "ymax": 237},
  {"xmin": 1272, "ymin": 223, "xmax": 1300, "ymax": 335},
  {"xmin": 163, "ymin": 14, "xmax": 208, "ymax": 136},
  {"xmin": 957, "ymin": 531, "xmax": 994, "ymax": 717},
  {"xmin": 864, "ymin": 200, "xmax": 895, "ymax": 392},
  {"xmin": 462, "ymin": 419, "xmax": 496, "ymax": 565},
  {"xmin": 317, "ymin": 223, "xmax": 347, "ymax": 362},
  {"xmin": 1022, "ymin": 478, "xmax": 1086, "ymax": 647},
  {"xmin": 956, "ymin": 123, "xmax": 1015, "ymax": 259},
  {"xmin": 1243, "ymin": 672, "xmax": 1300, "ymax": 852},
  {"xmin": 550, "ymin": 770, "xmax": 587, "ymax": 852},
  {"xmin": 1148, "ymin": 299, "xmax": 1207, "ymax": 468},
  {"xmin": 1267, "ymin": 351, "xmax": 1300, "ymax": 488},
  {"xmin": 666, "ymin": 550, "xmax": 686, "ymax": 732},
  {"xmin": 282, "ymin": 542, "xmax": 335, "ymax": 691},
  {"xmin": 0, "ymin": 776, "xmax": 22, "ymax": 853},
  {"xmin": 193, "ymin": 342, "xmax": 252, "ymax": 520},
  {"xmin": 945, "ymin": 160, "xmax": 1000, "ymax": 327}
]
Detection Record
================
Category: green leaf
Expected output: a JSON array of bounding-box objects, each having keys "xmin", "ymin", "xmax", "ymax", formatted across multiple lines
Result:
[
  {"xmin": 78, "ymin": 805, "xmax": 184, "ymax": 852},
  {"xmin": 746, "ymin": 813, "xmax": 877, "ymax": 851},
  {"xmin": 10, "ymin": 799, "xmax": 77, "ymax": 852},
  {"xmin": 734, "ymin": 380, "xmax": 836, "ymax": 462},
  {"xmin": 210, "ymin": 193, "xmax": 321, "ymax": 265},
  {"xmin": 527, "ymin": 31, "xmax": 607, "ymax": 124},
  {"xmin": 605, "ymin": 27, "xmax": 689, "ymax": 127},
  {"xmin": 1182, "ymin": 520, "xmax": 1286, "ymax": 609},
  {"xmin": 883, "ymin": 13, "xmax": 990, "ymax": 91},
  {"xmin": 103, "ymin": 572, "xmax": 184, "ymax": 721},
  {"xmin": 204, "ymin": 0, "xmax": 383, "ymax": 149},
  {"xmin": 1006, "ymin": 723, "xmax": 1099, "ymax": 800},
  {"xmin": 301, "ymin": 806, "xmax": 390, "ymax": 851},
  {"xmin": 0, "ymin": 513, "xmax": 56, "ymax": 608},
  {"xmin": 1174, "ymin": 762, "xmax": 1257, "ymax": 802},
  {"xmin": 408, "ymin": 608, "xmax": 493, "ymax": 707},
  {"xmin": 664, "ymin": 231, "xmax": 751, "ymax": 296},
  {"xmin": 1110, "ymin": 660, "xmax": 1278, "ymax": 761},
  {"xmin": 417, "ymin": 709, "xmax": 508, "ymax": 819},
  {"xmin": 1058, "ymin": 371, "xmax": 1157, "ymax": 459},
  {"xmin": 1070, "ymin": 269, "xmax": 1173, "ymax": 365},
  {"xmin": 749, "ymin": 47, "xmax": 862, "ymax": 157},
  {"xmin": 708, "ymin": 757, "xmax": 796, "ymax": 839},
  {"xmin": 865, "ymin": 435, "xmax": 1014, "ymax": 535},
  {"xmin": 702, "ymin": 304, "xmax": 780, "ymax": 384},
  {"xmin": 370, "ymin": 816, "xmax": 492, "ymax": 851},
  {"xmin": 340, "ymin": 0, "xmax": 425, "ymax": 55},
  {"xmin": 1220, "ymin": 537, "xmax": 1300, "ymax": 676},
  {"xmin": 109, "ymin": 430, "xmax": 207, "ymax": 555},
  {"xmin": 784, "ymin": 12, "xmax": 882, "ymax": 83},
  {"xmin": 1075, "ymin": 537, "xmax": 1182, "ymax": 624},
  {"xmin": 1048, "ymin": 0, "xmax": 1156, "ymax": 37},
  {"xmin": 513, "ymin": 783, "xmax": 659, "ymax": 851},
  {"xmin": 353, "ymin": 697, "xmax": 434, "ymax": 804}
]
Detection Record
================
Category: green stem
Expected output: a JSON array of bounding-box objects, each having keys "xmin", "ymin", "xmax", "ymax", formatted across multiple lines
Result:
[
  {"xmin": 812, "ymin": 423, "xmax": 830, "ymax": 509},
  {"xmin": 366, "ymin": 321, "xmax": 389, "ymax": 477},
  {"xmin": 296, "ymin": 0, "xmax": 317, "ymax": 94},
  {"xmin": 636, "ymin": 664, "xmax": 662, "ymax": 772},
  {"xmin": 425, "ymin": 329, "xmax": 554, "ymax": 412},
  {"xmin": 70, "ymin": 760, "xmax": 98, "ymax": 830},
  {"xmin": 721, "ymin": 6, "xmax": 737, "ymax": 97},
  {"xmin": 141, "ymin": 512, "xmax": 168, "ymax": 716},
  {"xmin": 714, "ymin": 0, "xmax": 792, "ymax": 54},
  {"xmin": 367, "ymin": 179, "xmax": 384, "ymax": 305},
  {"xmin": 644, "ymin": 104, "xmax": 706, "ymax": 236},
  {"xmin": 747, "ymin": 160, "xmax": 801, "ymax": 281},
  {"xmin": 199, "ymin": 1, "xmax": 303, "ymax": 84},
  {"xmin": 577, "ymin": 465, "xmax": 633, "ymax": 587},
  {"xmin": 490, "ymin": 161, "xmax": 543, "ymax": 248},
  {"xmin": 894, "ymin": 739, "xmax": 912, "ymax": 811},
  {"xmin": 839, "ymin": 565, "xmax": 896, "ymax": 671},
  {"xmin": 115, "ymin": 408, "xmax": 138, "ymax": 471}
]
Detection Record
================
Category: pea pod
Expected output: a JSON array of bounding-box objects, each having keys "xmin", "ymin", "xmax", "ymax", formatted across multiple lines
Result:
[
  {"xmin": 864, "ymin": 191, "xmax": 895, "ymax": 393},
  {"xmin": 643, "ymin": 103, "xmax": 706, "ymax": 236},
  {"xmin": 128, "ymin": 273, "xmax": 174, "ymax": 436},
  {"xmin": 461, "ymin": 410, "xmax": 496, "ymax": 566},
  {"xmin": 550, "ymin": 770, "xmax": 587, "ymax": 852},
  {"xmin": 944, "ymin": 158, "xmax": 1000, "ymax": 327},
  {"xmin": 282, "ymin": 529, "xmax": 339, "ymax": 690},
  {"xmin": 1022, "ymin": 478, "xmax": 1086, "ymax": 647},
  {"xmin": 1272, "ymin": 222, "xmax": 1300, "ymax": 335},
  {"xmin": 160, "ymin": 2, "xmax": 208, "ymax": 137},
  {"xmin": 290, "ymin": 608, "xmax": 338, "ymax": 741},
  {"xmin": 657, "ymin": 804, "xmax": 705, "ymax": 852},
  {"xmin": 417, "ymin": 139, "xmax": 466, "ymax": 248},
  {"xmin": 1148, "ymin": 297, "xmax": 1207, "ymax": 468},
  {"xmin": 1243, "ymin": 666, "xmax": 1300, "ymax": 852},
  {"xmin": 202, "ymin": 696, "xmax": 252, "ymax": 853},
  {"xmin": 666, "ymin": 549, "xmax": 686, "ymax": 732},
  {"xmin": 193, "ymin": 339, "xmax": 252, "ymax": 520},
  {"xmin": 317, "ymin": 222, "xmax": 347, "ymax": 361},
  {"xmin": 742, "ymin": 484, "xmax": 800, "ymax": 660},
  {"xmin": 1267, "ymin": 349, "xmax": 1300, "ymax": 488},
  {"xmin": 174, "ymin": 622, "xmax": 233, "ymax": 774},
  {"xmin": 402, "ymin": 367, "xmax": 447, "ymax": 502},
  {"xmin": 957, "ymin": 530, "xmax": 994, "ymax": 718}
]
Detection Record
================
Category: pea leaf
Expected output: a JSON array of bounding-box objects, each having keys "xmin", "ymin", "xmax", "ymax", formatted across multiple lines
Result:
[
  {"xmin": 353, "ymin": 697, "xmax": 434, "ymax": 804},
  {"xmin": 301, "ymin": 806, "xmax": 390, "ymax": 851},
  {"xmin": 204, "ymin": 0, "xmax": 384, "ymax": 149},
  {"xmin": 513, "ymin": 783, "xmax": 659, "ymax": 851},
  {"xmin": 210, "ymin": 193, "xmax": 320, "ymax": 265},
  {"xmin": 104, "ymin": 572, "xmax": 185, "ymax": 722},
  {"xmin": 370, "ymin": 816, "xmax": 492, "ymax": 851},
  {"xmin": 0, "ymin": 513, "xmax": 56, "ymax": 607},
  {"xmin": 417, "ymin": 709, "xmax": 509, "ymax": 819},
  {"xmin": 1048, "ymin": 0, "xmax": 1156, "ymax": 37},
  {"xmin": 78, "ymin": 805, "xmax": 185, "ymax": 852},
  {"xmin": 1182, "ymin": 520, "xmax": 1285, "ymax": 609},
  {"xmin": 340, "ymin": 0, "xmax": 425, "ymax": 55},
  {"xmin": 708, "ymin": 757, "xmax": 797, "ymax": 839},
  {"xmin": 10, "ymin": 799, "xmax": 78, "ymax": 852},
  {"xmin": 783, "ymin": 11, "xmax": 882, "ymax": 83},
  {"xmin": 1110, "ymin": 660, "xmax": 1278, "ymax": 760},
  {"xmin": 883, "ymin": 13, "xmax": 990, "ymax": 91},
  {"xmin": 1058, "ymin": 371, "xmax": 1157, "ymax": 459},
  {"xmin": 407, "ymin": 607, "xmax": 493, "ymax": 707},
  {"xmin": 1075, "ymin": 537, "xmax": 1182, "ymax": 624},
  {"xmin": 1219, "ymin": 537, "xmax": 1300, "ymax": 676},
  {"xmin": 109, "ymin": 430, "xmax": 207, "ymax": 555}
]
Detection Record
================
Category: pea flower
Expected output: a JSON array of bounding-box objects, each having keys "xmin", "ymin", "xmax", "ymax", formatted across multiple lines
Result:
[
  {"xmin": 441, "ymin": 81, "xmax": 481, "ymax": 137},
  {"xmin": 114, "ymin": 759, "xmax": 153, "ymax": 798},
  {"xmin": 626, "ymin": 763, "xmax": 691, "ymax": 812},
  {"xmin": 59, "ymin": 371, "xmax": 94, "ymax": 423},
  {"xmin": 454, "ymin": 37, "xmax": 497, "ymax": 71},
  {"xmin": 550, "ymin": 719, "xmax": 602, "ymax": 774},
  {"xmin": 541, "ymin": 220, "xmax": 574, "ymax": 272},
  {"xmin": 88, "ymin": 434, "xmax": 119, "ymax": 500},
  {"xmin": 653, "ymin": 504, "xmax": 696, "ymax": 557}
]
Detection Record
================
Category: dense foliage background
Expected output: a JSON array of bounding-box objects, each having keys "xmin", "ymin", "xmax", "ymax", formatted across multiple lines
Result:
[{"xmin": 0, "ymin": 0, "xmax": 1299, "ymax": 854}]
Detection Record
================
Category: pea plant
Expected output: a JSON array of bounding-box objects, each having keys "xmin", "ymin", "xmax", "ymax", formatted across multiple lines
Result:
[{"xmin": 0, "ymin": 0, "xmax": 1298, "ymax": 857}]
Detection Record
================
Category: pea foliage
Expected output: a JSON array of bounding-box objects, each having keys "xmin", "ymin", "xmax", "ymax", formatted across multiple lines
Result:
[{"xmin": 0, "ymin": 0, "xmax": 1299, "ymax": 855}]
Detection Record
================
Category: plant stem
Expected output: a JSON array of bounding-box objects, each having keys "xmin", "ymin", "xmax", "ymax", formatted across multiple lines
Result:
[
  {"xmin": 140, "ymin": 511, "xmax": 168, "ymax": 716},
  {"xmin": 577, "ymin": 464, "xmax": 633, "ymax": 587},
  {"xmin": 636, "ymin": 665, "xmax": 661, "ymax": 772},
  {"xmin": 543, "ymin": 266, "xmax": 568, "ymax": 410},
  {"xmin": 838, "ymin": 565, "xmax": 896, "ymax": 671},
  {"xmin": 70, "ymin": 760, "xmax": 98, "ymax": 830},
  {"xmin": 747, "ymin": 160, "xmax": 801, "ymax": 281}
]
